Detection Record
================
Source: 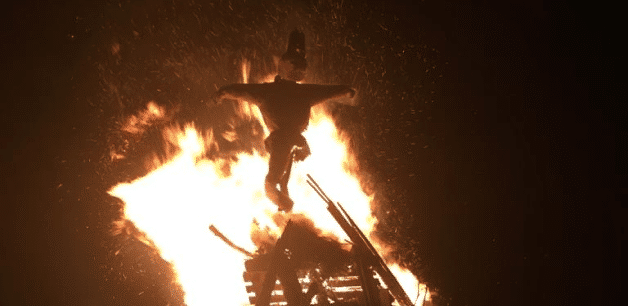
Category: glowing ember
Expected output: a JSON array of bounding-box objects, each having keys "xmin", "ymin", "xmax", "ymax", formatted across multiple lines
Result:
[{"xmin": 109, "ymin": 100, "xmax": 429, "ymax": 304}]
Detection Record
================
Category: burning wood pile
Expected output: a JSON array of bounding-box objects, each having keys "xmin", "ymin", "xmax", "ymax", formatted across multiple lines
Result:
[
  {"xmin": 243, "ymin": 220, "xmax": 373, "ymax": 306},
  {"xmin": 213, "ymin": 175, "xmax": 415, "ymax": 306}
]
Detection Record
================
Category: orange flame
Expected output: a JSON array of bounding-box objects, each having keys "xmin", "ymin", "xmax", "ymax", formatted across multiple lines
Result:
[
  {"xmin": 122, "ymin": 101, "xmax": 166, "ymax": 135},
  {"xmin": 109, "ymin": 69, "xmax": 429, "ymax": 305}
]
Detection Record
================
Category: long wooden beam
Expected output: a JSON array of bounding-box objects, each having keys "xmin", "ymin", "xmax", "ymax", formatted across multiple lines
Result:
[{"xmin": 306, "ymin": 174, "xmax": 415, "ymax": 306}]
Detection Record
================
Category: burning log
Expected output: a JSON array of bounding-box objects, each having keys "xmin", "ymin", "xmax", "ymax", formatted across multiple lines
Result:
[{"xmin": 209, "ymin": 224, "xmax": 254, "ymax": 257}]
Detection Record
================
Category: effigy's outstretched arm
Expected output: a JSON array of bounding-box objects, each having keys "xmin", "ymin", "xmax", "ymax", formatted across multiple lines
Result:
[
  {"xmin": 215, "ymin": 83, "xmax": 267, "ymax": 106},
  {"xmin": 300, "ymin": 84, "xmax": 356, "ymax": 106}
]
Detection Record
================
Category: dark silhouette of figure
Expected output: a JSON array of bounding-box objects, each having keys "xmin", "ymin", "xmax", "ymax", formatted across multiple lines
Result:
[{"xmin": 216, "ymin": 30, "xmax": 356, "ymax": 211}]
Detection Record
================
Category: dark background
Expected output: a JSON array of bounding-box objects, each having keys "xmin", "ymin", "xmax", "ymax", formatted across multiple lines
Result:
[{"xmin": 1, "ymin": 1, "xmax": 623, "ymax": 305}]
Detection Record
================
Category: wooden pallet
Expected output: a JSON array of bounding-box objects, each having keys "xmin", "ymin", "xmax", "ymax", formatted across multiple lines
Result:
[{"xmin": 243, "ymin": 269, "xmax": 367, "ymax": 305}]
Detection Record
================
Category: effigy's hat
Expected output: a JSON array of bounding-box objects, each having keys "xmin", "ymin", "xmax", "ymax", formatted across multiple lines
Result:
[{"xmin": 281, "ymin": 30, "xmax": 307, "ymax": 71}]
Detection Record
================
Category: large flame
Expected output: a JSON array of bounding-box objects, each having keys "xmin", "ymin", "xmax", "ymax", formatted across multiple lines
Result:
[{"xmin": 109, "ymin": 63, "xmax": 429, "ymax": 305}]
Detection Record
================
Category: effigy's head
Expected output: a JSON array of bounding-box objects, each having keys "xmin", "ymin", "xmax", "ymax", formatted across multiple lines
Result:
[{"xmin": 279, "ymin": 30, "xmax": 307, "ymax": 82}]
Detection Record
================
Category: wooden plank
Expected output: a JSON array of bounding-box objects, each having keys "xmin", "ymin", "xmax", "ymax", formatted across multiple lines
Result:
[
  {"xmin": 326, "ymin": 276, "xmax": 362, "ymax": 288},
  {"xmin": 247, "ymin": 287, "xmax": 363, "ymax": 304},
  {"xmin": 306, "ymin": 174, "xmax": 415, "ymax": 306},
  {"xmin": 248, "ymin": 291, "xmax": 287, "ymax": 304},
  {"xmin": 245, "ymin": 273, "xmax": 363, "ymax": 291}
]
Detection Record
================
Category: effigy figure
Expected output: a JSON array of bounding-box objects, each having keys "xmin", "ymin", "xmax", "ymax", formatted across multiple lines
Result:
[{"xmin": 216, "ymin": 30, "xmax": 356, "ymax": 211}]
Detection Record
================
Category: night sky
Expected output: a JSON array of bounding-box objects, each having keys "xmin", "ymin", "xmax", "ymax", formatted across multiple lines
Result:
[{"xmin": 1, "ymin": 1, "xmax": 623, "ymax": 306}]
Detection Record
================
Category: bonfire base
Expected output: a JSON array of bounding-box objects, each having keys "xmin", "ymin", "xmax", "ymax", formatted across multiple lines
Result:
[
  {"xmin": 241, "ymin": 175, "xmax": 415, "ymax": 306},
  {"xmin": 243, "ymin": 220, "xmax": 394, "ymax": 306}
]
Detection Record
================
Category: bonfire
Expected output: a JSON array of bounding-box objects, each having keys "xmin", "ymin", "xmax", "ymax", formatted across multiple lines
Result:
[{"xmin": 108, "ymin": 31, "xmax": 430, "ymax": 306}]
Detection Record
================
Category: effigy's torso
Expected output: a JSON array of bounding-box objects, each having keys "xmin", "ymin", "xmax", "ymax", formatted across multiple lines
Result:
[{"xmin": 257, "ymin": 81, "xmax": 311, "ymax": 133}]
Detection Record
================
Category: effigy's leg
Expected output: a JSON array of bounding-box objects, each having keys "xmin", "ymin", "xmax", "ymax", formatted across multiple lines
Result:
[
  {"xmin": 279, "ymin": 151, "xmax": 294, "ymax": 198},
  {"xmin": 265, "ymin": 134, "xmax": 295, "ymax": 211},
  {"xmin": 279, "ymin": 133, "xmax": 309, "ymax": 198},
  {"xmin": 293, "ymin": 134, "xmax": 311, "ymax": 162}
]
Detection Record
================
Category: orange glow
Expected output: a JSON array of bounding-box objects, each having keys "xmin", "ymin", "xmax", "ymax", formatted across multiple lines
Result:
[{"xmin": 109, "ymin": 78, "xmax": 429, "ymax": 305}]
